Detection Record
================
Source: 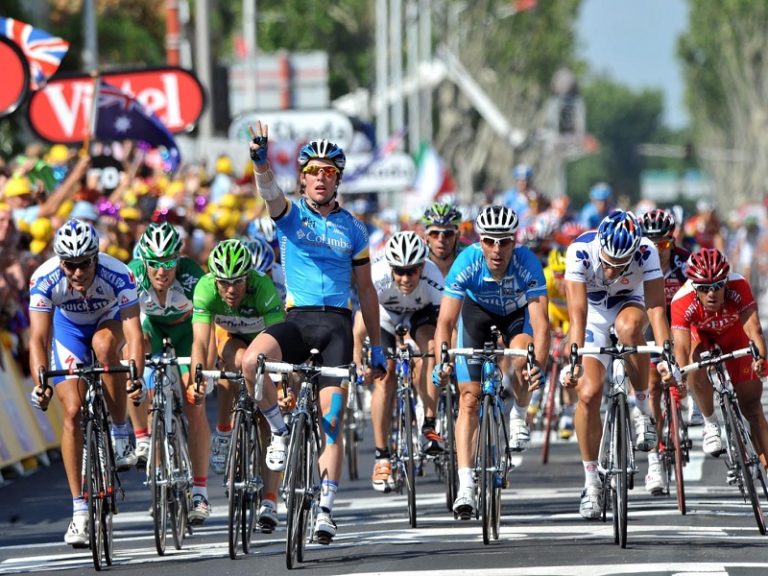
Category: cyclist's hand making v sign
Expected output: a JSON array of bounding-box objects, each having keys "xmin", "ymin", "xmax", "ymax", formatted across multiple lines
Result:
[{"xmin": 248, "ymin": 122, "xmax": 269, "ymax": 167}]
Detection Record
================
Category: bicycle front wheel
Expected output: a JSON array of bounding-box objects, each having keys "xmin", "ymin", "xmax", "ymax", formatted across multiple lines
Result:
[
  {"xmin": 242, "ymin": 414, "xmax": 261, "ymax": 554},
  {"xmin": 150, "ymin": 412, "xmax": 169, "ymax": 556},
  {"xmin": 85, "ymin": 421, "xmax": 105, "ymax": 570},
  {"xmin": 613, "ymin": 398, "xmax": 629, "ymax": 548},
  {"xmin": 345, "ymin": 390, "xmax": 360, "ymax": 481},
  {"xmin": 403, "ymin": 387, "xmax": 417, "ymax": 528},
  {"xmin": 228, "ymin": 410, "xmax": 246, "ymax": 559},
  {"xmin": 541, "ymin": 363, "xmax": 559, "ymax": 465},
  {"xmin": 480, "ymin": 394, "xmax": 495, "ymax": 545},
  {"xmin": 669, "ymin": 395, "xmax": 687, "ymax": 515},
  {"xmin": 724, "ymin": 399, "xmax": 767, "ymax": 534},
  {"xmin": 285, "ymin": 413, "xmax": 309, "ymax": 569},
  {"xmin": 441, "ymin": 383, "xmax": 458, "ymax": 512}
]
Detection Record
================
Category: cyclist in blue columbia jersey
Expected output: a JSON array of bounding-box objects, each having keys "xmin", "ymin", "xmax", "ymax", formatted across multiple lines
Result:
[
  {"xmin": 433, "ymin": 205, "xmax": 550, "ymax": 519},
  {"xmin": 28, "ymin": 219, "xmax": 145, "ymax": 547},
  {"xmin": 242, "ymin": 121, "xmax": 387, "ymax": 545},
  {"xmin": 561, "ymin": 210, "xmax": 672, "ymax": 520}
]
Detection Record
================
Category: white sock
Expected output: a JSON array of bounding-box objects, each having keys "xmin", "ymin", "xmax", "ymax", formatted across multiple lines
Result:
[
  {"xmin": 634, "ymin": 391, "xmax": 651, "ymax": 416},
  {"xmin": 648, "ymin": 451, "xmax": 660, "ymax": 465},
  {"xmin": 458, "ymin": 467, "xmax": 474, "ymax": 490},
  {"xmin": 511, "ymin": 401, "xmax": 527, "ymax": 420},
  {"xmin": 583, "ymin": 460, "xmax": 600, "ymax": 488},
  {"xmin": 704, "ymin": 412, "xmax": 719, "ymax": 428}
]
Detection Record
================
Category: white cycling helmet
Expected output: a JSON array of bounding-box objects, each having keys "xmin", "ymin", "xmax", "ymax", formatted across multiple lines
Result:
[
  {"xmin": 385, "ymin": 231, "xmax": 428, "ymax": 268},
  {"xmin": 475, "ymin": 205, "xmax": 519, "ymax": 235},
  {"xmin": 53, "ymin": 218, "xmax": 99, "ymax": 259}
]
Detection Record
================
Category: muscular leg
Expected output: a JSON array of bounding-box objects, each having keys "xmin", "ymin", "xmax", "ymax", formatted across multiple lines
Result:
[
  {"xmin": 574, "ymin": 357, "xmax": 606, "ymax": 463},
  {"xmin": 455, "ymin": 382, "xmax": 481, "ymax": 469},
  {"xmin": 735, "ymin": 378, "xmax": 768, "ymax": 469}
]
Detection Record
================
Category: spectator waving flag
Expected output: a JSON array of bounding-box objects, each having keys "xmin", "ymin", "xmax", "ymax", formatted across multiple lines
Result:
[
  {"xmin": 94, "ymin": 80, "xmax": 181, "ymax": 172},
  {"xmin": 0, "ymin": 17, "xmax": 69, "ymax": 90}
]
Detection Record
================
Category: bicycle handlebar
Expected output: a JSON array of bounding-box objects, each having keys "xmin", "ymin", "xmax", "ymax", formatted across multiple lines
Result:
[
  {"xmin": 37, "ymin": 360, "xmax": 138, "ymax": 412},
  {"xmin": 679, "ymin": 343, "xmax": 757, "ymax": 376}
]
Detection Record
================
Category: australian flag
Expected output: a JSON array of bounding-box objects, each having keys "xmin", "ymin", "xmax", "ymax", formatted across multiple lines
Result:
[
  {"xmin": 94, "ymin": 80, "xmax": 180, "ymax": 172},
  {"xmin": 0, "ymin": 17, "xmax": 69, "ymax": 90}
]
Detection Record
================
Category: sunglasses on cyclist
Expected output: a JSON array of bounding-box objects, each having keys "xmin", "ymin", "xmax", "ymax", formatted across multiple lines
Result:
[
  {"xmin": 61, "ymin": 255, "xmax": 96, "ymax": 271},
  {"xmin": 216, "ymin": 276, "xmax": 247, "ymax": 288},
  {"xmin": 146, "ymin": 257, "xmax": 178, "ymax": 270},
  {"xmin": 302, "ymin": 165, "xmax": 340, "ymax": 177},
  {"xmin": 693, "ymin": 280, "xmax": 727, "ymax": 293},
  {"xmin": 480, "ymin": 236, "xmax": 515, "ymax": 249},
  {"xmin": 392, "ymin": 266, "xmax": 421, "ymax": 277},
  {"xmin": 427, "ymin": 229, "xmax": 457, "ymax": 239},
  {"xmin": 652, "ymin": 239, "xmax": 673, "ymax": 250},
  {"xmin": 599, "ymin": 254, "xmax": 632, "ymax": 270}
]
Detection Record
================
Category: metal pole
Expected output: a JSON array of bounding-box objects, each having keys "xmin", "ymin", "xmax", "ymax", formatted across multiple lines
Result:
[
  {"xmin": 376, "ymin": 0, "xmax": 389, "ymax": 145},
  {"xmin": 419, "ymin": 0, "xmax": 432, "ymax": 145},
  {"xmin": 195, "ymin": 0, "xmax": 213, "ymax": 137},
  {"xmin": 243, "ymin": 0, "xmax": 258, "ymax": 111},
  {"xmin": 82, "ymin": 0, "xmax": 99, "ymax": 71},
  {"xmin": 390, "ymin": 0, "xmax": 404, "ymax": 137},
  {"xmin": 406, "ymin": 0, "xmax": 419, "ymax": 153},
  {"xmin": 165, "ymin": 0, "xmax": 181, "ymax": 65}
]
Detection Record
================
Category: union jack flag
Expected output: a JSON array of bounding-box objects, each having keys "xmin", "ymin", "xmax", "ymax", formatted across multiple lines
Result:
[{"xmin": 0, "ymin": 17, "xmax": 69, "ymax": 90}]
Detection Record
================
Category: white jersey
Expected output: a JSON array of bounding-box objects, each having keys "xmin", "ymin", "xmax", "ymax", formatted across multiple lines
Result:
[
  {"xmin": 29, "ymin": 253, "xmax": 139, "ymax": 326},
  {"xmin": 564, "ymin": 231, "xmax": 662, "ymax": 311},
  {"xmin": 371, "ymin": 258, "xmax": 444, "ymax": 313}
]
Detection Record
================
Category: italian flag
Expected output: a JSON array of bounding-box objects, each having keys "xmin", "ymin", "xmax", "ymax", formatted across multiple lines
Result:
[{"xmin": 412, "ymin": 143, "xmax": 455, "ymax": 205}]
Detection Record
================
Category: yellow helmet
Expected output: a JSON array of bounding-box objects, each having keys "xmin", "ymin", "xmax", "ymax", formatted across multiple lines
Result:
[
  {"xmin": 4, "ymin": 177, "xmax": 32, "ymax": 197},
  {"xmin": 30, "ymin": 217, "xmax": 54, "ymax": 241},
  {"xmin": 548, "ymin": 248, "xmax": 567, "ymax": 273}
]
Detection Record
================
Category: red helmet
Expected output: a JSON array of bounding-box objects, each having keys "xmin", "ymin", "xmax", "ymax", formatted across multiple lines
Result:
[{"xmin": 686, "ymin": 248, "xmax": 730, "ymax": 284}]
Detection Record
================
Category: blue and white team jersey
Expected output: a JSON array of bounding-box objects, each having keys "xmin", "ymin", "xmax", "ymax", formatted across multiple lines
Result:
[
  {"xmin": 444, "ymin": 244, "xmax": 546, "ymax": 316},
  {"xmin": 275, "ymin": 198, "xmax": 369, "ymax": 309},
  {"xmin": 29, "ymin": 253, "xmax": 139, "ymax": 325},
  {"xmin": 372, "ymin": 258, "xmax": 444, "ymax": 313},
  {"xmin": 564, "ymin": 231, "xmax": 662, "ymax": 310}
]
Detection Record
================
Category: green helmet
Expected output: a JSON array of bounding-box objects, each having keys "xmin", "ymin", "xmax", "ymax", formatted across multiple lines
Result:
[
  {"xmin": 138, "ymin": 222, "xmax": 182, "ymax": 260},
  {"xmin": 208, "ymin": 239, "xmax": 252, "ymax": 279},
  {"xmin": 422, "ymin": 202, "xmax": 462, "ymax": 228}
]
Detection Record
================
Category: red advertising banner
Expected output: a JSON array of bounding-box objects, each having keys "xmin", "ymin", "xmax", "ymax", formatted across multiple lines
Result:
[
  {"xmin": 27, "ymin": 67, "xmax": 206, "ymax": 143},
  {"xmin": 0, "ymin": 36, "xmax": 30, "ymax": 118}
]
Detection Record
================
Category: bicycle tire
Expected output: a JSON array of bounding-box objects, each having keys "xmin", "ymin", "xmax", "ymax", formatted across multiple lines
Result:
[
  {"xmin": 150, "ymin": 411, "xmax": 169, "ymax": 556},
  {"xmin": 615, "ymin": 398, "xmax": 629, "ymax": 548},
  {"xmin": 724, "ymin": 399, "xmax": 767, "ymax": 534},
  {"xmin": 100, "ymin": 422, "xmax": 115, "ymax": 567},
  {"xmin": 345, "ymin": 389, "xmax": 360, "ymax": 481},
  {"xmin": 490, "ymin": 408, "xmax": 503, "ymax": 541},
  {"xmin": 442, "ymin": 383, "xmax": 458, "ymax": 512},
  {"xmin": 228, "ymin": 410, "xmax": 246, "ymax": 559},
  {"xmin": 285, "ymin": 413, "xmax": 309, "ymax": 569},
  {"xmin": 480, "ymin": 394, "xmax": 493, "ymax": 545},
  {"xmin": 85, "ymin": 421, "xmax": 105, "ymax": 571},
  {"xmin": 170, "ymin": 413, "xmax": 191, "ymax": 550},
  {"xmin": 541, "ymin": 363, "xmax": 559, "ymax": 465},
  {"xmin": 242, "ymin": 414, "xmax": 260, "ymax": 554},
  {"xmin": 403, "ymin": 386, "xmax": 417, "ymax": 528},
  {"xmin": 669, "ymin": 395, "xmax": 687, "ymax": 515}
]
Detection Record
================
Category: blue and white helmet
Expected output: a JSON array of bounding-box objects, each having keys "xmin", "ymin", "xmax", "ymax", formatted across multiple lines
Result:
[
  {"xmin": 242, "ymin": 235, "xmax": 275, "ymax": 274},
  {"xmin": 53, "ymin": 218, "xmax": 99, "ymax": 259},
  {"xmin": 298, "ymin": 140, "xmax": 346, "ymax": 172},
  {"xmin": 246, "ymin": 216, "xmax": 278, "ymax": 247},
  {"xmin": 597, "ymin": 210, "xmax": 642, "ymax": 260}
]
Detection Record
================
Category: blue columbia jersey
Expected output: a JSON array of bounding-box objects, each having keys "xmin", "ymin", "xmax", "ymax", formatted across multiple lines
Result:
[
  {"xmin": 444, "ymin": 244, "xmax": 547, "ymax": 315},
  {"xmin": 275, "ymin": 198, "xmax": 370, "ymax": 309}
]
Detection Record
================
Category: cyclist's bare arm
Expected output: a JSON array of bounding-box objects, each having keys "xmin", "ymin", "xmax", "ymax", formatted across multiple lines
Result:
[
  {"xmin": 121, "ymin": 303, "xmax": 145, "ymax": 379},
  {"xmin": 564, "ymin": 279, "xmax": 587, "ymax": 349},
  {"xmin": 434, "ymin": 295, "xmax": 462, "ymax": 377},
  {"xmin": 672, "ymin": 327, "xmax": 692, "ymax": 368},
  {"xmin": 740, "ymin": 306, "xmax": 767, "ymax": 374},
  {"xmin": 527, "ymin": 294, "xmax": 551, "ymax": 367},
  {"xmin": 354, "ymin": 262, "xmax": 382, "ymax": 350},
  {"xmin": 189, "ymin": 320, "xmax": 212, "ymax": 402},
  {"xmin": 250, "ymin": 122, "xmax": 288, "ymax": 218},
  {"xmin": 29, "ymin": 310, "xmax": 52, "ymax": 393},
  {"xmin": 644, "ymin": 277, "xmax": 671, "ymax": 345}
]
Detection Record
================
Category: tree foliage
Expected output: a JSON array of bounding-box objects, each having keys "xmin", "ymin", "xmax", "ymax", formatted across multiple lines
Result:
[{"xmin": 678, "ymin": 0, "xmax": 768, "ymax": 208}]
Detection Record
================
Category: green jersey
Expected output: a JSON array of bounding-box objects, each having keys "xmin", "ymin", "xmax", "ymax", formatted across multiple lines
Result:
[
  {"xmin": 128, "ymin": 256, "xmax": 203, "ymax": 326},
  {"xmin": 192, "ymin": 269, "xmax": 285, "ymax": 341}
]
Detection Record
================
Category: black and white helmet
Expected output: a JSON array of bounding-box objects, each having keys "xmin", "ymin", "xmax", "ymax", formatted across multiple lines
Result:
[
  {"xmin": 385, "ymin": 231, "xmax": 428, "ymax": 268},
  {"xmin": 53, "ymin": 218, "xmax": 99, "ymax": 259},
  {"xmin": 475, "ymin": 205, "xmax": 519, "ymax": 235}
]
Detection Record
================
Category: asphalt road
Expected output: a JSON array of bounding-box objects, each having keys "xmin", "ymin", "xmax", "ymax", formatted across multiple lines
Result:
[{"xmin": 1, "ymin": 399, "xmax": 767, "ymax": 576}]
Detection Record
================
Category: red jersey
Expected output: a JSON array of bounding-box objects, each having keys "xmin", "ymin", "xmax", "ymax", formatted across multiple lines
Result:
[{"xmin": 670, "ymin": 274, "xmax": 755, "ymax": 337}]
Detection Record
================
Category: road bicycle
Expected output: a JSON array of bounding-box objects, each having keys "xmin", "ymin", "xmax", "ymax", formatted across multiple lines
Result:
[
  {"xmin": 141, "ymin": 339, "xmax": 193, "ymax": 556},
  {"xmin": 196, "ymin": 365, "xmax": 264, "ymax": 558},
  {"xmin": 679, "ymin": 342, "xmax": 768, "ymax": 534},
  {"xmin": 567, "ymin": 340, "xmax": 666, "ymax": 548},
  {"xmin": 445, "ymin": 327, "xmax": 534, "ymax": 545},
  {"xmin": 434, "ymin": 367, "xmax": 458, "ymax": 512},
  {"xmin": 657, "ymin": 341, "xmax": 691, "ymax": 515},
  {"xmin": 253, "ymin": 351, "xmax": 355, "ymax": 569},
  {"xmin": 345, "ymin": 339, "xmax": 369, "ymax": 481},
  {"xmin": 39, "ymin": 358, "xmax": 139, "ymax": 571}
]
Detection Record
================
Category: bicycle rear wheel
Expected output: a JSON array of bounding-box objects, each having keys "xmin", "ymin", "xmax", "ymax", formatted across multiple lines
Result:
[
  {"xmin": 541, "ymin": 363, "xmax": 559, "ymax": 465},
  {"xmin": 85, "ymin": 421, "xmax": 105, "ymax": 570},
  {"xmin": 228, "ymin": 410, "xmax": 246, "ymax": 559},
  {"xmin": 285, "ymin": 414, "xmax": 309, "ymax": 569},
  {"xmin": 480, "ymin": 395, "xmax": 494, "ymax": 545},
  {"xmin": 614, "ymin": 398, "xmax": 629, "ymax": 548},
  {"xmin": 242, "ymin": 415, "xmax": 260, "ymax": 554},
  {"xmin": 669, "ymin": 395, "xmax": 687, "ymax": 515},
  {"xmin": 724, "ymin": 400, "xmax": 767, "ymax": 534},
  {"xmin": 403, "ymin": 387, "xmax": 417, "ymax": 528},
  {"xmin": 170, "ymin": 413, "xmax": 191, "ymax": 550}
]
